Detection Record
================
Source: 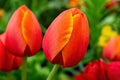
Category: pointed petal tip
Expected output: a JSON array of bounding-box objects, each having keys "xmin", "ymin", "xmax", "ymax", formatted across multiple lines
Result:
[
  {"xmin": 20, "ymin": 5, "xmax": 28, "ymax": 10},
  {"xmin": 18, "ymin": 5, "xmax": 29, "ymax": 14},
  {"xmin": 68, "ymin": 8, "xmax": 82, "ymax": 17}
]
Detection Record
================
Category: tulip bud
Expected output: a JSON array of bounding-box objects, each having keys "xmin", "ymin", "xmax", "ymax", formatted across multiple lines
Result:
[
  {"xmin": 5, "ymin": 5, "xmax": 42, "ymax": 57},
  {"xmin": 103, "ymin": 36, "xmax": 120, "ymax": 61},
  {"xmin": 42, "ymin": 8, "xmax": 89, "ymax": 67},
  {"xmin": 0, "ymin": 33, "xmax": 22, "ymax": 72}
]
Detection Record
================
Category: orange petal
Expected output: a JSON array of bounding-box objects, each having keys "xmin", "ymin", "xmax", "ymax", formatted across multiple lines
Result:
[
  {"xmin": 5, "ymin": 6, "xmax": 27, "ymax": 57},
  {"xmin": 62, "ymin": 9, "xmax": 89, "ymax": 67},
  {"xmin": 42, "ymin": 10, "xmax": 74, "ymax": 63},
  {"xmin": 114, "ymin": 36, "xmax": 120, "ymax": 59},
  {"xmin": 22, "ymin": 9, "xmax": 42, "ymax": 56}
]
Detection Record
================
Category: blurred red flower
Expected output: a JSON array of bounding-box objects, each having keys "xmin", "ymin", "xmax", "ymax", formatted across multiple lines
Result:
[
  {"xmin": 74, "ymin": 59, "xmax": 120, "ymax": 80},
  {"xmin": 103, "ymin": 36, "xmax": 120, "ymax": 61},
  {"xmin": 106, "ymin": 0, "xmax": 118, "ymax": 9}
]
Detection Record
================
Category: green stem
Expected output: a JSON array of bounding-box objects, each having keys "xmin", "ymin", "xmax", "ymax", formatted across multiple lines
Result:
[
  {"xmin": 7, "ymin": 72, "xmax": 12, "ymax": 80},
  {"xmin": 47, "ymin": 64, "xmax": 60, "ymax": 80},
  {"xmin": 22, "ymin": 57, "xmax": 27, "ymax": 80}
]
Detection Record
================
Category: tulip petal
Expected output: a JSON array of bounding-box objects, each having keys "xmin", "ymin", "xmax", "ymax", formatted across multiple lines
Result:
[
  {"xmin": 22, "ymin": 9, "xmax": 42, "ymax": 56},
  {"xmin": 114, "ymin": 36, "xmax": 120, "ymax": 59},
  {"xmin": 12, "ymin": 57, "xmax": 22, "ymax": 69},
  {"xmin": 0, "ymin": 33, "xmax": 14, "ymax": 71},
  {"xmin": 106, "ymin": 62, "xmax": 120, "ymax": 80},
  {"xmin": 103, "ymin": 38, "xmax": 115, "ymax": 60},
  {"xmin": 42, "ymin": 10, "xmax": 74, "ymax": 63},
  {"xmin": 62, "ymin": 9, "xmax": 89, "ymax": 67},
  {"xmin": 0, "ymin": 39, "xmax": 15, "ymax": 72},
  {"xmin": 4, "ymin": 52, "xmax": 15, "ymax": 72},
  {"xmin": 5, "ymin": 6, "xmax": 27, "ymax": 56},
  {"xmin": 0, "ymin": 40, "xmax": 6, "ymax": 70},
  {"xmin": 0, "ymin": 34, "xmax": 22, "ymax": 72}
]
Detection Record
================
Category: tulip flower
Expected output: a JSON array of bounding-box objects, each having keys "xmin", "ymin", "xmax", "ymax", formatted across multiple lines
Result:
[
  {"xmin": 5, "ymin": 5, "xmax": 42, "ymax": 57},
  {"xmin": 103, "ymin": 35, "xmax": 120, "ymax": 61},
  {"xmin": 0, "ymin": 33, "xmax": 22, "ymax": 72},
  {"xmin": 74, "ymin": 59, "xmax": 120, "ymax": 80},
  {"xmin": 42, "ymin": 8, "xmax": 89, "ymax": 67}
]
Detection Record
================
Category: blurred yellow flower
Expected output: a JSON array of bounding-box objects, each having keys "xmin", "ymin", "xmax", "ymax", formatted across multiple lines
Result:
[
  {"xmin": 101, "ymin": 25, "xmax": 113, "ymax": 36},
  {"xmin": 98, "ymin": 25, "xmax": 117, "ymax": 47},
  {"xmin": 98, "ymin": 36, "xmax": 108, "ymax": 47},
  {"xmin": 111, "ymin": 31, "xmax": 117, "ymax": 37},
  {"xmin": 0, "ymin": 9, "xmax": 5, "ymax": 20}
]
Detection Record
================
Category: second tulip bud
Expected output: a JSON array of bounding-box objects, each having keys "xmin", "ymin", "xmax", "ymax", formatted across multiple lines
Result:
[{"xmin": 42, "ymin": 8, "xmax": 89, "ymax": 67}]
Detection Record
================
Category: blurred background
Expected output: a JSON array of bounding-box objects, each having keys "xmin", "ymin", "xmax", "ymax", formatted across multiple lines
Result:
[{"xmin": 0, "ymin": 0, "xmax": 120, "ymax": 80}]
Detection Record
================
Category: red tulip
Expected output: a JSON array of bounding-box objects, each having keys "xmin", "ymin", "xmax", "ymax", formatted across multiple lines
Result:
[
  {"xmin": 74, "ymin": 60, "xmax": 106, "ymax": 80},
  {"xmin": 74, "ymin": 59, "xmax": 120, "ymax": 80},
  {"xmin": 5, "ymin": 5, "xmax": 42, "ymax": 57},
  {"xmin": 42, "ymin": 8, "xmax": 89, "ymax": 67},
  {"xmin": 103, "ymin": 36, "xmax": 120, "ymax": 61},
  {"xmin": 0, "ymin": 33, "xmax": 22, "ymax": 72}
]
